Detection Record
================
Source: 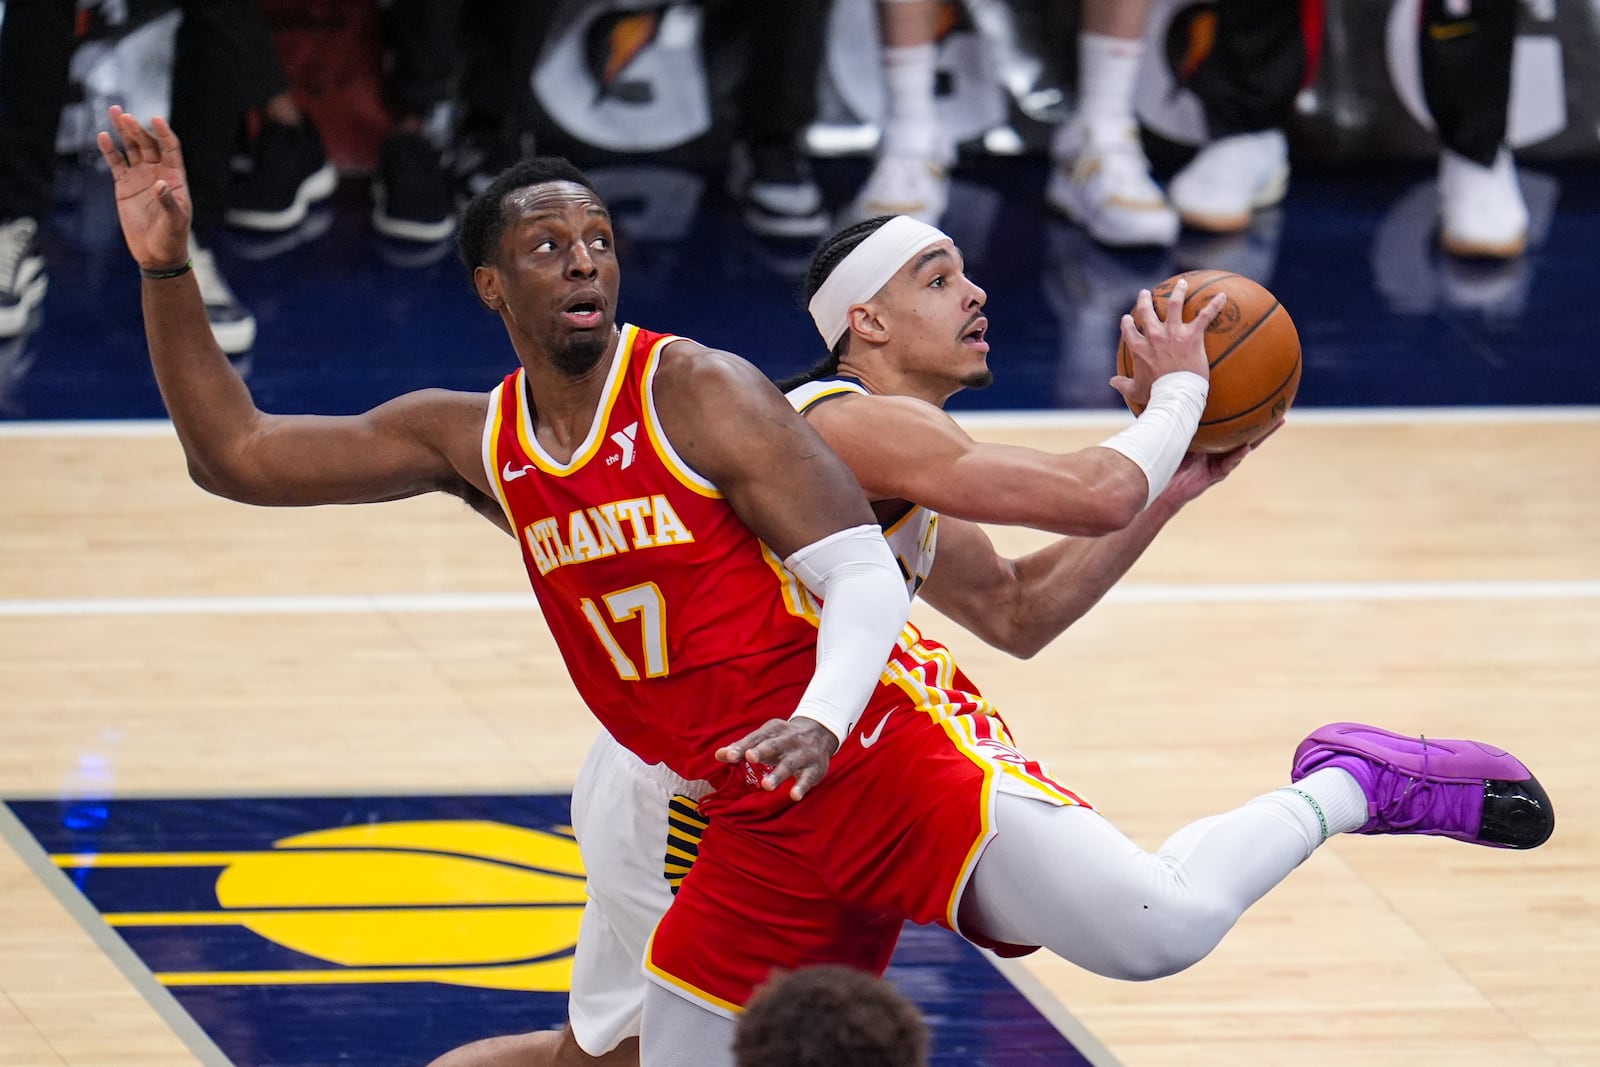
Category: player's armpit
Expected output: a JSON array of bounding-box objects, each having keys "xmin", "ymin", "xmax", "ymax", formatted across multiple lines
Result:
[{"xmin": 649, "ymin": 341, "xmax": 875, "ymax": 559}]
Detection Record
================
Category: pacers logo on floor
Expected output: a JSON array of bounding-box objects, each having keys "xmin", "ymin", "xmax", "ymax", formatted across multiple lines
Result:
[
  {"xmin": 2, "ymin": 793, "xmax": 1109, "ymax": 1067},
  {"xmin": 2, "ymin": 794, "xmax": 585, "ymax": 1064},
  {"xmin": 90, "ymin": 818, "xmax": 585, "ymax": 991}
]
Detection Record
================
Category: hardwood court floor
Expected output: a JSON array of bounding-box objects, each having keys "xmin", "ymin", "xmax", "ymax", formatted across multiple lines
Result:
[{"xmin": 1, "ymin": 412, "xmax": 1597, "ymax": 1066}]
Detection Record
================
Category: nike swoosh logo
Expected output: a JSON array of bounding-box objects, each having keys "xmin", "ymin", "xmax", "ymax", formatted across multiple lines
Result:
[
  {"xmin": 859, "ymin": 711, "xmax": 891, "ymax": 748},
  {"xmin": 502, "ymin": 460, "xmax": 535, "ymax": 481}
]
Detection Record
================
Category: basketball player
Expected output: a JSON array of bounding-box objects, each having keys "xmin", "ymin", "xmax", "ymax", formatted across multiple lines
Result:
[
  {"xmin": 102, "ymin": 111, "xmax": 1554, "ymax": 1067},
  {"xmin": 430, "ymin": 214, "xmax": 1556, "ymax": 1067}
]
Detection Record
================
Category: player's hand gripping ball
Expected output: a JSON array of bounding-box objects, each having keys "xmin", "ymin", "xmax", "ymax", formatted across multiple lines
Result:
[{"xmin": 1117, "ymin": 269, "xmax": 1302, "ymax": 453}]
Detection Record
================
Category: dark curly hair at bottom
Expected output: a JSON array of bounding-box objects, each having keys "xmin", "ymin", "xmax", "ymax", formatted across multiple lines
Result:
[{"xmin": 733, "ymin": 965, "xmax": 929, "ymax": 1067}]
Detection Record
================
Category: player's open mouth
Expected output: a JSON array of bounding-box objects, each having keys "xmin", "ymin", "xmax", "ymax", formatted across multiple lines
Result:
[
  {"xmin": 562, "ymin": 300, "xmax": 603, "ymax": 328},
  {"xmin": 961, "ymin": 318, "xmax": 989, "ymax": 352}
]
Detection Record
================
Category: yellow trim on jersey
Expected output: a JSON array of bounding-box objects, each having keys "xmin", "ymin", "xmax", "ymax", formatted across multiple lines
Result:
[
  {"xmin": 880, "ymin": 639, "xmax": 1078, "ymax": 808},
  {"xmin": 639, "ymin": 333, "xmax": 723, "ymax": 498},
  {"xmin": 512, "ymin": 325, "xmax": 638, "ymax": 476},
  {"xmin": 941, "ymin": 722, "xmax": 997, "ymax": 930},
  {"xmin": 881, "ymin": 503, "xmax": 925, "ymax": 538},
  {"xmin": 482, "ymin": 383, "xmax": 516, "ymax": 529},
  {"xmin": 644, "ymin": 930, "xmax": 744, "ymax": 1017},
  {"xmin": 760, "ymin": 544, "xmax": 823, "ymax": 627},
  {"xmin": 792, "ymin": 382, "xmax": 864, "ymax": 414}
]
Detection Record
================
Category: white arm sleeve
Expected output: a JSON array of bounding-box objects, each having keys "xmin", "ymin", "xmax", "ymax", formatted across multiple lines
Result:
[
  {"xmin": 782, "ymin": 523, "xmax": 910, "ymax": 747},
  {"xmin": 1098, "ymin": 371, "xmax": 1209, "ymax": 507}
]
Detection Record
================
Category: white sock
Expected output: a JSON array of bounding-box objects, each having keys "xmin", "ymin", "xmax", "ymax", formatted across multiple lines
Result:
[
  {"xmin": 1277, "ymin": 767, "xmax": 1372, "ymax": 842},
  {"xmin": 1076, "ymin": 32, "xmax": 1144, "ymax": 144},
  {"xmin": 882, "ymin": 43, "xmax": 939, "ymax": 154}
]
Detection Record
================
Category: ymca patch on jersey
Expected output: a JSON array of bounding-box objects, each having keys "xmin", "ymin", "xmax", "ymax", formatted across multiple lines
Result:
[{"xmin": 1, "ymin": 793, "xmax": 1115, "ymax": 1066}]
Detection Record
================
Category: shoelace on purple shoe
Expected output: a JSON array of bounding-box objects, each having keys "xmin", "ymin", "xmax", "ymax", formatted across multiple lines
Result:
[{"xmin": 1374, "ymin": 734, "xmax": 1432, "ymax": 831}]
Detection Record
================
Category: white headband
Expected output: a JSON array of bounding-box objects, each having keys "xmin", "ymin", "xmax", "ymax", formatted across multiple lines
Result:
[{"xmin": 807, "ymin": 215, "xmax": 952, "ymax": 348}]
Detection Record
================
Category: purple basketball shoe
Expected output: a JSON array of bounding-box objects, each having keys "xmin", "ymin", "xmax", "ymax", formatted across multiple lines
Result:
[{"xmin": 1291, "ymin": 722, "xmax": 1553, "ymax": 849}]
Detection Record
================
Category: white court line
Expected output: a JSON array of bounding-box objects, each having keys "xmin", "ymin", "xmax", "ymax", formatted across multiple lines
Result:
[
  {"xmin": 1, "ymin": 407, "xmax": 1597, "ymax": 438},
  {"xmin": 2, "ymin": 580, "xmax": 1597, "ymax": 618}
]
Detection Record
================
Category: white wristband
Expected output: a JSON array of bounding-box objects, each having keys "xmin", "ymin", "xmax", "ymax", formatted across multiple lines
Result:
[
  {"xmin": 1099, "ymin": 371, "xmax": 1208, "ymax": 507},
  {"xmin": 783, "ymin": 524, "xmax": 910, "ymax": 746}
]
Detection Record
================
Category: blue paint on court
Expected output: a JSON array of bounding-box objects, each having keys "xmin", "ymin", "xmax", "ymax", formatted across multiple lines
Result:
[{"xmin": 5, "ymin": 794, "xmax": 1100, "ymax": 1067}]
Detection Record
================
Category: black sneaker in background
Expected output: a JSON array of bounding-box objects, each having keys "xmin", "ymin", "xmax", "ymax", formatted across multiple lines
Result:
[
  {"xmin": 728, "ymin": 140, "xmax": 829, "ymax": 240},
  {"xmin": 455, "ymin": 120, "xmax": 535, "ymax": 199},
  {"xmin": 227, "ymin": 119, "xmax": 339, "ymax": 233},
  {"xmin": 373, "ymin": 133, "xmax": 456, "ymax": 243}
]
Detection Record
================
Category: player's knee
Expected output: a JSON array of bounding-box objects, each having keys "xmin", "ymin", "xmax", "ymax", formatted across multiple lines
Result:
[{"xmin": 1099, "ymin": 900, "xmax": 1234, "ymax": 982}]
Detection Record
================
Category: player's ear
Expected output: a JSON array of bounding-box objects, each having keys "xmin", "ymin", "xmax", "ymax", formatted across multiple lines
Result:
[
  {"xmin": 846, "ymin": 302, "xmax": 888, "ymax": 345},
  {"xmin": 474, "ymin": 265, "xmax": 503, "ymax": 312}
]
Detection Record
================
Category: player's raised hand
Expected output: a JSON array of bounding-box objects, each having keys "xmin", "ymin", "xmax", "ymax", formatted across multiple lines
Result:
[
  {"xmin": 96, "ymin": 106, "xmax": 191, "ymax": 272},
  {"xmin": 716, "ymin": 716, "xmax": 839, "ymax": 801},
  {"xmin": 1111, "ymin": 277, "xmax": 1223, "ymax": 409}
]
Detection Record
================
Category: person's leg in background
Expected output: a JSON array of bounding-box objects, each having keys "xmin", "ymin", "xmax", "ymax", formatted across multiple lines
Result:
[
  {"xmin": 1422, "ymin": 0, "xmax": 1525, "ymax": 258},
  {"xmin": 373, "ymin": 0, "xmax": 464, "ymax": 243},
  {"xmin": 173, "ymin": 0, "xmax": 325, "ymax": 353},
  {"xmin": 217, "ymin": 0, "xmax": 338, "ymax": 241},
  {"xmin": 849, "ymin": 0, "xmax": 951, "ymax": 224},
  {"xmin": 1166, "ymin": 0, "xmax": 1302, "ymax": 234},
  {"xmin": 726, "ymin": 0, "xmax": 832, "ymax": 240},
  {"xmin": 0, "ymin": 0, "xmax": 75, "ymax": 339},
  {"xmin": 454, "ymin": 0, "xmax": 549, "ymax": 198},
  {"xmin": 1046, "ymin": 0, "xmax": 1178, "ymax": 248}
]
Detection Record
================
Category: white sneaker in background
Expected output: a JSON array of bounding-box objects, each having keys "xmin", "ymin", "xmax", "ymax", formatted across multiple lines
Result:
[
  {"xmin": 850, "ymin": 153, "xmax": 950, "ymax": 224},
  {"xmin": 1168, "ymin": 130, "xmax": 1290, "ymax": 235},
  {"xmin": 190, "ymin": 238, "xmax": 257, "ymax": 355},
  {"xmin": 1046, "ymin": 121, "xmax": 1178, "ymax": 248},
  {"xmin": 0, "ymin": 217, "xmax": 47, "ymax": 338},
  {"xmin": 1438, "ymin": 146, "xmax": 1528, "ymax": 259},
  {"xmin": 849, "ymin": 123, "xmax": 953, "ymax": 224}
]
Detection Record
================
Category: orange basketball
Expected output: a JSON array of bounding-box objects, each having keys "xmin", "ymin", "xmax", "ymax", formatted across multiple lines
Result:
[{"xmin": 1116, "ymin": 269, "xmax": 1301, "ymax": 453}]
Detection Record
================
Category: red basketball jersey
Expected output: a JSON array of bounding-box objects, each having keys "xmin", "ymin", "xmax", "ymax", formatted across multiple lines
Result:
[{"xmin": 483, "ymin": 325, "xmax": 828, "ymax": 786}]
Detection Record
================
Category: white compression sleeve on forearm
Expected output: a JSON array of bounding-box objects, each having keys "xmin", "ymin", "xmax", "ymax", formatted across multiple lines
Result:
[
  {"xmin": 783, "ymin": 524, "xmax": 910, "ymax": 747},
  {"xmin": 1098, "ymin": 371, "xmax": 1208, "ymax": 507}
]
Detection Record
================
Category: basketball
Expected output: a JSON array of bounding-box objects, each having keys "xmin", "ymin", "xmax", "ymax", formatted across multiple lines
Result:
[{"xmin": 1116, "ymin": 269, "xmax": 1302, "ymax": 453}]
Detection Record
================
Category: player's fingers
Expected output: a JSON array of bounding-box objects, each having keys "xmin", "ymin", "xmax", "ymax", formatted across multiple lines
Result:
[
  {"xmin": 1107, "ymin": 376, "xmax": 1134, "ymax": 402},
  {"xmin": 789, "ymin": 763, "xmax": 824, "ymax": 801},
  {"xmin": 151, "ymin": 115, "xmax": 183, "ymax": 161},
  {"xmin": 121, "ymin": 112, "xmax": 162, "ymax": 162},
  {"xmin": 111, "ymin": 110, "xmax": 147, "ymax": 166},
  {"xmin": 1132, "ymin": 288, "xmax": 1160, "ymax": 333},
  {"xmin": 95, "ymin": 131, "xmax": 126, "ymax": 177},
  {"xmin": 1158, "ymin": 278, "xmax": 1187, "ymax": 327},
  {"xmin": 1119, "ymin": 311, "xmax": 1146, "ymax": 351},
  {"xmin": 1187, "ymin": 292, "xmax": 1227, "ymax": 332},
  {"xmin": 716, "ymin": 725, "xmax": 769, "ymax": 763},
  {"xmin": 759, "ymin": 752, "xmax": 800, "ymax": 792}
]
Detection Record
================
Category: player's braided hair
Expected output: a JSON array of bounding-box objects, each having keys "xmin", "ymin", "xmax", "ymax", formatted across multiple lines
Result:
[
  {"xmin": 458, "ymin": 157, "xmax": 600, "ymax": 273},
  {"xmin": 774, "ymin": 215, "xmax": 897, "ymax": 391}
]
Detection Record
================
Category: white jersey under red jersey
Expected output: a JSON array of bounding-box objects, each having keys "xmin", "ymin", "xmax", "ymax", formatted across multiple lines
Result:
[
  {"xmin": 482, "ymin": 325, "xmax": 831, "ymax": 787},
  {"xmin": 786, "ymin": 377, "xmax": 937, "ymax": 599}
]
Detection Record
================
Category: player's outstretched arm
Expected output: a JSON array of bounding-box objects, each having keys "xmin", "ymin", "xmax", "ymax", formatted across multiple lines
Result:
[
  {"xmin": 98, "ymin": 108, "xmax": 481, "ymax": 507},
  {"xmin": 653, "ymin": 342, "xmax": 909, "ymax": 799},
  {"xmin": 806, "ymin": 394, "xmax": 1147, "ymax": 536},
  {"xmin": 802, "ymin": 278, "xmax": 1225, "ymax": 537},
  {"xmin": 919, "ymin": 433, "xmax": 1274, "ymax": 659}
]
